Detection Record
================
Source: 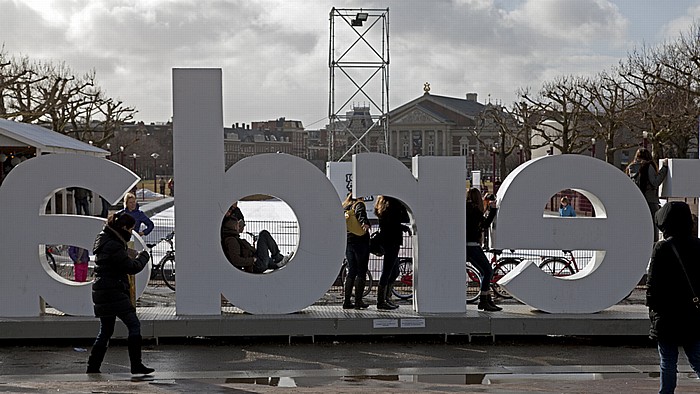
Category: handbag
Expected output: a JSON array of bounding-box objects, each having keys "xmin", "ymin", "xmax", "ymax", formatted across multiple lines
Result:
[
  {"xmin": 344, "ymin": 202, "xmax": 366, "ymax": 236},
  {"xmin": 669, "ymin": 242, "xmax": 700, "ymax": 309},
  {"xmin": 369, "ymin": 231, "xmax": 384, "ymax": 257}
]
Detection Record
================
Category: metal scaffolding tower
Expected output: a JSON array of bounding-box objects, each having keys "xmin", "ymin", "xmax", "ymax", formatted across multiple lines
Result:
[{"xmin": 328, "ymin": 7, "xmax": 389, "ymax": 161}]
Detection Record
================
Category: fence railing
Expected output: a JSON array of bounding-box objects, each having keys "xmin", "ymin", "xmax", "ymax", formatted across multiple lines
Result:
[{"xmin": 141, "ymin": 217, "xmax": 597, "ymax": 291}]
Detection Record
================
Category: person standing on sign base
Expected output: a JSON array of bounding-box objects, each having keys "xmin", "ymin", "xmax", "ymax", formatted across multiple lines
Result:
[
  {"xmin": 374, "ymin": 195, "xmax": 410, "ymax": 310},
  {"xmin": 342, "ymin": 193, "xmax": 371, "ymax": 309},
  {"xmin": 625, "ymin": 148, "xmax": 668, "ymax": 242}
]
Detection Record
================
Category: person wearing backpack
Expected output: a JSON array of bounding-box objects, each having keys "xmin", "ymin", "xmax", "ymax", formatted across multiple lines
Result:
[
  {"xmin": 342, "ymin": 193, "xmax": 371, "ymax": 309},
  {"xmin": 625, "ymin": 148, "xmax": 668, "ymax": 242}
]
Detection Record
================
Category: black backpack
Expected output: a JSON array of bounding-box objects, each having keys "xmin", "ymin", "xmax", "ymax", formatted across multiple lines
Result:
[{"xmin": 631, "ymin": 162, "xmax": 650, "ymax": 191}]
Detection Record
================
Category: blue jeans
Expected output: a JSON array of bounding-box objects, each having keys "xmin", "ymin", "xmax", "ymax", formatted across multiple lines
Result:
[
  {"xmin": 345, "ymin": 241, "xmax": 369, "ymax": 285},
  {"xmin": 254, "ymin": 230, "xmax": 281, "ymax": 273},
  {"xmin": 75, "ymin": 198, "xmax": 90, "ymax": 216},
  {"xmin": 93, "ymin": 311, "xmax": 141, "ymax": 347},
  {"xmin": 467, "ymin": 245, "xmax": 492, "ymax": 292},
  {"xmin": 658, "ymin": 339, "xmax": 700, "ymax": 393}
]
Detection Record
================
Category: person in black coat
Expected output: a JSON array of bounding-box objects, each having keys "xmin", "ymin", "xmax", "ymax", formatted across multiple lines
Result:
[
  {"xmin": 86, "ymin": 212, "xmax": 154, "ymax": 375},
  {"xmin": 647, "ymin": 201, "xmax": 700, "ymax": 393},
  {"xmin": 374, "ymin": 195, "xmax": 410, "ymax": 310},
  {"xmin": 342, "ymin": 193, "xmax": 371, "ymax": 310},
  {"xmin": 466, "ymin": 188, "xmax": 501, "ymax": 311}
]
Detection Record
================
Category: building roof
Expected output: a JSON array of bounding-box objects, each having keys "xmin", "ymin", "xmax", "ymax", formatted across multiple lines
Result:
[
  {"xmin": 0, "ymin": 118, "xmax": 108, "ymax": 155},
  {"xmin": 389, "ymin": 93, "xmax": 489, "ymax": 125}
]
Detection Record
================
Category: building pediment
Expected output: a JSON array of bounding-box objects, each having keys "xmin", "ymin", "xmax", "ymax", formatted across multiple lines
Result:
[{"xmin": 393, "ymin": 108, "xmax": 443, "ymax": 125}]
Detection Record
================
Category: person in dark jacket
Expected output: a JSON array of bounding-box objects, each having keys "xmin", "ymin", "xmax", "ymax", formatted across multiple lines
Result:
[
  {"xmin": 86, "ymin": 211, "xmax": 154, "ymax": 375},
  {"xmin": 220, "ymin": 204, "xmax": 292, "ymax": 273},
  {"xmin": 626, "ymin": 148, "xmax": 668, "ymax": 242},
  {"xmin": 466, "ymin": 188, "xmax": 501, "ymax": 312},
  {"xmin": 342, "ymin": 193, "xmax": 371, "ymax": 309},
  {"xmin": 647, "ymin": 201, "xmax": 700, "ymax": 393},
  {"xmin": 374, "ymin": 195, "xmax": 410, "ymax": 310}
]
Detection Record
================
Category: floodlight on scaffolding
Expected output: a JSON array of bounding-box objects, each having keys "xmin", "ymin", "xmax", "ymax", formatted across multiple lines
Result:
[{"xmin": 352, "ymin": 12, "xmax": 368, "ymax": 26}]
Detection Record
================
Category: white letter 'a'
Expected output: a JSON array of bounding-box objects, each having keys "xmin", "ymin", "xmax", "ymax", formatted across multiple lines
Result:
[
  {"xmin": 173, "ymin": 68, "xmax": 345, "ymax": 315},
  {"xmin": 494, "ymin": 155, "xmax": 651, "ymax": 313},
  {"xmin": 0, "ymin": 154, "xmax": 143, "ymax": 317}
]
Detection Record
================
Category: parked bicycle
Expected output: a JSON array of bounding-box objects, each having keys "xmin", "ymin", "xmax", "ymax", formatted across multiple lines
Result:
[
  {"xmin": 388, "ymin": 250, "xmax": 522, "ymax": 304},
  {"xmin": 146, "ymin": 231, "xmax": 176, "ymax": 291},
  {"xmin": 45, "ymin": 244, "xmax": 73, "ymax": 279},
  {"xmin": 538, "ymin": 249, "xmax": 579, "ymax": 276}
]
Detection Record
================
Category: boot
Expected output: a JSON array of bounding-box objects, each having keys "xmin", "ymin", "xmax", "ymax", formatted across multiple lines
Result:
[
  {"xmin": 86, "ymin": 344, "xmax": 107, "ymax": 373},
  {"xmin": 478, "ymin": 293, "xmax": 502, "ymax": 312},
  {"xmin": 377, "ymin": 285, "xmax": 398, "ymax": 310},
  {"xmin": 486, "ymin": 293, "xmax": 501, "ymax": 310},
  {"xmin": 127, "ymin": 335, "xmax": 155, "ymax": 375},
  {"xmin": 354, "ymin": 276, "xmax": 369, "ymax": 309},
  {"xmin": 385, "ymin": 283, "xmax": 398, "ymax": 308},
  {"xmin": 342, "ymin": 277, "xmax": 355, "ymax": 309}
]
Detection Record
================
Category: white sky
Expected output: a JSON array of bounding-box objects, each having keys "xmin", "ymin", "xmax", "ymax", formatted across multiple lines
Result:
[{"xmin": 2, "ymin": 0, "xmax": 699, "ymax": 129}]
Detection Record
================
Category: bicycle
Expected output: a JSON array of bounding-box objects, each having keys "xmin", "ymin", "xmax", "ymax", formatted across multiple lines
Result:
[
  {"xmin": 338, "ymin": 259, "xmax": 373, "ymax": 297},
  {"xmin": 45, "ymin": 244, "xmax": 73, "ymax": 279},
  {"xmin": 538, "ymin": 250, "xmax": 579, "ymax": 277},
  {"xmin": 146, "ymin": 231, "xmax": 176, "ymax": 291},
  {"xmin": 389, "ymin": 250, "xmax": 522, "ymax": 304}
]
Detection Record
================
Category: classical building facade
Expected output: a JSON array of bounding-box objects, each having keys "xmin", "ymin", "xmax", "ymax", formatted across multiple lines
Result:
[{"xmin": 387, "ymin": 86, "xmax": 508, "ymax": 177}]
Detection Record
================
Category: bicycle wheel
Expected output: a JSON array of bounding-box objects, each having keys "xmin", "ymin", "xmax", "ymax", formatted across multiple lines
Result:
[
  {"xmin": 539, "ymin": 257, "xmax": 575, "ymax": 277},
  {"xmin": 391, "ymin": 258, "xmax": 413, "ymax": 300},
  {"xmin": 160, "ymin": 256, "xmax": 176, "ymax": 291},
  {"xmin": 46, "ymin": 250, "xmax": 57, "ymax": 273},
  {"xmin": 492, "ymin": 258, "xmax": 520, "ymax": 299},
  {"xmin": 466, "ymin": 262, "xmax": 482, "ymax": 304}
]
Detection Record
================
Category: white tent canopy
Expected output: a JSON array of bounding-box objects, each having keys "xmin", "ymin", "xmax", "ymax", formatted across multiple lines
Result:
[{"xmin": 0, "ymin": 118, "xmax": 111, "ymax": 215}]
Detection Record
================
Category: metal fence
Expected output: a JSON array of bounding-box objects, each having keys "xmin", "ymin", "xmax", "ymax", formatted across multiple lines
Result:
[{"xmin": 141, "ymin": 217, "xmax": 597, "ymax": 293}]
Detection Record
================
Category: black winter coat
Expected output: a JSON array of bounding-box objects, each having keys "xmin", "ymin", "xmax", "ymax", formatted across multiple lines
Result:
[
  {"xmin": 647, "ymin": 202, "xmax": 700, "ymax": 342},
  {"xmin": 92, "ymin": 226, "xmax": 149, "ymax": 317},
  {"xmin": 377, "ymin": 197, "xmax": 410, "ymax": 248},
  {"xmin": 466, "ymin": 204, "xmax": 497, "ymax": 245}
]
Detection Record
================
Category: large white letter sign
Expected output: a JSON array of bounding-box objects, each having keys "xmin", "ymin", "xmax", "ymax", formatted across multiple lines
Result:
[
  {"xmin": 659, "ymin": 159, "xmax": 699, "ymax": 200},
  {"xmin": 352, "ymin": 153, "xmax": 466, "ymax": 313},
  {"xmin": 494, "ymin": 155, "xmax": 652, "ymax": 313},
  {"xmin": 0, "ymin": 154, "xmax": 145, "ymax": 317},
  {"xmin": 173, "ymin": 69, "xmax": 345, "ymax": 315}
]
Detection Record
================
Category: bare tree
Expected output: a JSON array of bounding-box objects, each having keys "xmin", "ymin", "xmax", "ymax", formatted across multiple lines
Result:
[
  {"xmin": 582, "ymin": 70, "xmax": 639, "ymax": 163},
  {"xmin": 0, "ymin": 51, "xmax": 136, "ymax": 148},
  {"xmin": 520, "ymin": 75, "xmax": 593, "ymax": 154}
]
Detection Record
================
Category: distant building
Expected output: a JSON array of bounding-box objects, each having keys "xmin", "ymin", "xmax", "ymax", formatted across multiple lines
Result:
[
  {"xmin": 387, "ymin": 87, "xmax": 510, "ymax": 177},
  {"xmin": 223, "ymin": 119, "xmax": 300, "ymax": 169}
]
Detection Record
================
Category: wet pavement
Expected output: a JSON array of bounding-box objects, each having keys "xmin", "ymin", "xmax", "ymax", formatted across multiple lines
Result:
[
  {"xmin": 2, "ymin": 281, "xmax": 697, "ymax": 392},
  {"xmin": 1, "ymin": 336, "xmax": 700, "ymax": 393}
]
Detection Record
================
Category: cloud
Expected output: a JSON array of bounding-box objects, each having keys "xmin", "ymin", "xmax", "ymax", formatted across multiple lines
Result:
[{"xmin": 0, "ymin": 0, "xmax": 668, "ymax": 127}]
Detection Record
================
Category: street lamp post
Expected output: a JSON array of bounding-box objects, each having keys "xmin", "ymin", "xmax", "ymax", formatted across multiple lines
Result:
[
  {"xmin": 491, "ymin": 146, "xmax": 497, "ymax": 185},
  {"xmin": 119, "ymin": 146, "xmax": 125, "ymax": 165},
  {"xmin": 591, "ymin": 138, "xmax": 596, "ymax": 157},
  {"xmin": 151, "ymin": 153, "xmax": 159, "ymax": 193},
  {"xmin": 642, "ymin": 131, "xmax": 648, "ymax": 149},
  {"xmin": 548, "ymin": 142, "xmax": 554, "ymax": 155},
  {"xmin": 0, "ymin": 153, "xmax": 6, "ymax": 184},
  {"xmin": 518, "ymin": 144, "xmax": 524, "ymax": 164},
  {"xmin": 470, "ymin": 148, "xmax": 475, "ymax": 173},
  {"xmin": 106, "ymin": 143, "xmax": 111, "ymax": 160}
]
